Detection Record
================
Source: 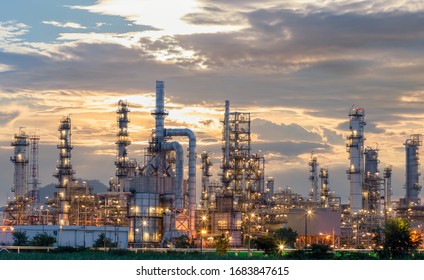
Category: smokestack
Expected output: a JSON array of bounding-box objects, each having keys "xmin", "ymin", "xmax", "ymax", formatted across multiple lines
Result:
[{"xmin": 154, "ymin": 80, "xmax": 167, "ymax": 144}]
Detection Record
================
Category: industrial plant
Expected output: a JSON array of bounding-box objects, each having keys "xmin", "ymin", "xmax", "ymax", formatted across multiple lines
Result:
[{"xmin": 1, "ymin": 81, "xmax": 424, "ymax": 250}]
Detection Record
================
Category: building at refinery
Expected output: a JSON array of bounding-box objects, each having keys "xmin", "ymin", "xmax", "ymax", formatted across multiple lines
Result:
[{"xmin": 2, "ymin": 82, "xmax": 424, "ymax": 249}]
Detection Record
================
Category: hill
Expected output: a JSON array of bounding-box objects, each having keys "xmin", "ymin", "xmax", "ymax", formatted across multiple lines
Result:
[{"xmin": 38, "ymin": 179, "xmax": 108, "ymax": 203}]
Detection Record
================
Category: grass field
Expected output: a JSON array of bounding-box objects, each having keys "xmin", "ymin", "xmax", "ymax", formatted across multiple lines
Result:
[{"xmin": 1, "ymin": 247, "xmax": 424, "ymax": 260}]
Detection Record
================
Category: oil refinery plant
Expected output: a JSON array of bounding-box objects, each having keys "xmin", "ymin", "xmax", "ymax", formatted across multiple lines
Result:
[{"xmin": 1, "ymin": 81, "xmax": 424, "ymax": 249}]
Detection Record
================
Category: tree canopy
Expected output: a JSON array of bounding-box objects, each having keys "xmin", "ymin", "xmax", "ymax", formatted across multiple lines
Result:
[
  {"xmin": 383, "ymin": 217, "xmax": 421, "ymax": 259},
  {"xmin": 273, "ymin": 227, "xmax": 298, "ymax": 248}
]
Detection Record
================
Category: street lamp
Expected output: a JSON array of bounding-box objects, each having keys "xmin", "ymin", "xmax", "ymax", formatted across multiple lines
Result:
[
  {"xmin": 200, "ymin": 229, "xmax": 207, "ymax": 253},
  {"xmin": 141, "ymin": 220, "xmax": 147, "ymax": 248},
  {"xmin": 304, "ymin": 210, "xmax": 312, "ymax": 249}
]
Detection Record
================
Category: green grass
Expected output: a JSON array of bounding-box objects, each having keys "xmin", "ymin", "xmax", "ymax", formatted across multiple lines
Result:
[{"xmin": 1, "ymin": 249, "xmax": 424, "ymax": 260}]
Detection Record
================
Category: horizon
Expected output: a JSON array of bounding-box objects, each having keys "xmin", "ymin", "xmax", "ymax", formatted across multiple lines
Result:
[{"xmin": 2, "ymin": 0, "xmax": 424, "ymax": 206}]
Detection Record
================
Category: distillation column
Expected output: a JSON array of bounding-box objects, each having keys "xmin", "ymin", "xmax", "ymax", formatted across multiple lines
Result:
[
  {"xmin": 10, "ymin": 129, "xmax": 29, "ymax": 200},
  {"xmin": 222, "ymin": 100, "xmax": 231, "ymax": 188},
  {"xmin": 115, "ymin": 100, "xmax": 134, "ymax": 192},
  {"xmin": 29, "ymin": 133, "xmax": 41, "ymax": 214},
  {"xmin": 404, "ymin": 134, "xmax": 422, "ymax": 206},
  {"xmin": 153, "ymin": 80, "xmax": 197, "ymax": 238},
  {"xmin": 200, "ymin": 152, "xmax": 212, "ymax": 210},
  {"xmin": 383, "ymin": 166, "xmax": 392, "ymax": 219},
  {"xmin": 54, "ymin": 116, "xmax": 75, "ymax": 225},
  {"xmin": 364, "ymin": 147, "xmax": 381, "ymax": 213},
  {"xmin": 308, "ymin": 153, "xmax": 319, "ymax": 203},
  {"xmin": 319, "ymin": 167, "xmax": 329, "ymax": 207},
  {"xmin": 346, "ymin": 107, "xmax": 366, "ymax": 214}
]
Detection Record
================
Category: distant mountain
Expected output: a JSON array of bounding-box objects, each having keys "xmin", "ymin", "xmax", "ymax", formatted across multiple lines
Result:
[{"xmin": 38, "ymin": 179, "xmax": 108, "ymax": 203}]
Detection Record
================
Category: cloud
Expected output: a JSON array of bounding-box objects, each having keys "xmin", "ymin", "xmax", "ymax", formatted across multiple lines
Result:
[
  {"xmin": 42, "ymin": 21, "xmax": 87, "ymax": 29},
  {"xmin": 336, "ymin": 120, "xmax": 386, "ymax": 134},
  {"xmin": 0, "ymin": 111, "xmax": 19, "ymax": 126},
  {"xmin": 253, "ymin": 141, "xmax": 331, "ymax": 157},
  {"xmin": 321, "ymin": 127, "xmax": 345, "ymax": 145},
  {"xmin": 70, "ymin": 0, "xmax": 244, "ymax": 38},
  {"xmin": 252, "ymin": 118, "xmax": 322, "ymax": 142}
]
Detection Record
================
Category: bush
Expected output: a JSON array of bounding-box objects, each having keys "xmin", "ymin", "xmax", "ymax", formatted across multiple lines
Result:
[
  {"xmin": 93, "ymin": 233, "xmax": 116, "ymax": 248},
  {"xmin": 309, "ymin": 244, "xmax": 332, "ymax": 259},
  {"xmin": 383, "ymin": 218, "xmax": 422, "ymax": 259},
  {"xmin": 273, "ymin": 227, "xmax": 298, "ymax": 248},
  {"xmin": 213, "ymin": 234, "xmax": 230, "ymax": 255},
  {"xmin": 12, "ymin": 231, "xmax": 28, "ymax": 246},
  {"xmin": 173, "ymin": 235, "xmax": 192, "ymax": 248},
  {"xmin": 31, "ymin": 232, "xmax": 56, "ymax": 246},
  {"xmin": 253, "ymin": 236, "xmax": 277, "ymax": 255}
]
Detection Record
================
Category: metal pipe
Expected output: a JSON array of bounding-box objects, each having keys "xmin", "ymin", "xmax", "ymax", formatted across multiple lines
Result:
[
  {"xmin": 154, "ymin": 81, "xmax": 166, "ymax": 143},
  {"xmin": 164, "ymin": 128, "xmax": 196, "ymax": 237},
  {"xmin": 223, "ymin": 100, "xmax": 230, "ymax": 187},
  {"xmin": 162, "ymin": 141, "xmax": 184, "ymax": 209}
]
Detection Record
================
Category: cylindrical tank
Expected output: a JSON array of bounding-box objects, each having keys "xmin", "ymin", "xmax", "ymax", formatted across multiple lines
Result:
[
  {"xmin": 346, "ymin": 107, "xmax": 366, "ymax": 214},
  {"xmin": 405, "ymin": 134, "xmax": 422, "ymax": 206}
]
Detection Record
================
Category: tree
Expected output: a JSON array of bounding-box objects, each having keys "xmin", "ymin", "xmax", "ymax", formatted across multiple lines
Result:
[
  {"xmin": 173, "ymin": 235, "xmax": 192, "ymax": 248},
  {"xmin": 253, "ymin": 236, "xmax": 277, "ymax": 255},
  {"xmin": 273, "ymin": 227, "xmax": 298, "ymax": 248},
  {"xmin": 12, "ymin": 231, "xmax": 28, "ymax": 246},
  {"xmin": 31, "ymin": 232, "xmax": 56, "ymax": 246},
  {"xmin": 213, "ymin": 234, "xmax": 230, "ymax": 255},
  {"xmin": 93, "ymin": 233, "xmax": 115, "ymax": 248},
  {"xmin": 383, "ymin": 218, "xmax": 421, "ymax": 259},
  {"xmin": 371, "ymin": 226, "xmax": 383, "ymax": 249},
  {"xmin": 309, "ymin": 244, "xmax": 332, "ymax": 259}
]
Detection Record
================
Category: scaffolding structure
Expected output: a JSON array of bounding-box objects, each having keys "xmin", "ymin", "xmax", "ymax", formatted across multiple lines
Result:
[
  {"xmin": 27, "ymin": 133, "xmax": 41, "ymax": 225},
  {"xmin": 309, "ymin": 153, "xmax": 319, "ymax": 203},
  {"xmin": 4, "ymin": 129, "xmax": 30, "ymax": 226},
  {"xmin": 115, "ymin": 100, "xmax": 137, "ymax": 192},
  {"xmin": 363, "ymin": 147, "xmax": 383, "ymax": 216},
  {"xmin": 319, "ymin": 167, "xmax": 330, "ymax": 207}
]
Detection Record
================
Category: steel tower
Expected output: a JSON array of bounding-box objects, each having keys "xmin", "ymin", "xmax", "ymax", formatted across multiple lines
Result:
[
  {"xmin": 346, "ymin": 107, "xmax": 366, "ymax": 214},
  {"xmin": 29, "ymin": 133, "xmax": 40, "ymax": 204},
  {"xmin": 10, "ymin": 128, "xmax": 29, "ymax": 200},
  {"xmin": 404, "ymin": 134, "xmax": 422, "ymax": 206},
  {"xmin": 115, "ymin": 100, "xmax": 134, "ymax": 192},
  {"xmin": 54, "ymin": 116, "xmax": 75, "ymax": 225},
  {"xmin": 308, "ymin": 153, "xmax": 319, "ymax": 203}
]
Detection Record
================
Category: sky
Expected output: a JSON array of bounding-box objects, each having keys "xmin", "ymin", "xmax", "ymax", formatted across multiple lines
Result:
[{"xmin": 1, "ymin": 0, "xmax": 424, "ymax": 206}]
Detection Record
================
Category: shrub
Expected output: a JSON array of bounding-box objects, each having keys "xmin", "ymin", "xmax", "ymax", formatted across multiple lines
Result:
[
  {"xmin": 12, "ymin": 231, "xmax": 28, "ymax": 246},
  {"xmin": 213, "ymin": 234, "xmax": 230, "ymax": 255},
  {"xmin": 30, "ymin": 232, "xmax": 56, "ymax": 246},
  {"xmin": 253, "ymin": 236, "xmax": 277, "ymax": 255},
  {"xmin": 273, "ymin": 227, "xmax": 298, "ymax": 248},
  {"xmin": 173, "ymin": 235, "xmax": 192, "ymax": 248},
  {"xmin": 383, "ymin": 218, "xmax": 422, "ymax": 259},
  {"xmin": 94, "ymin": 233, "xmax": 116, "ymax": 248}
]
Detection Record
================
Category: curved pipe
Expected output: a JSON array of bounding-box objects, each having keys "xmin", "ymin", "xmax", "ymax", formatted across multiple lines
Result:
[
  {"xmin": 162, "ymin": 141, "xmax": 184, "ymax": 210},
  {"xmin": 164, "ymin": 128, "xmax": 196, "ymax": 237}
]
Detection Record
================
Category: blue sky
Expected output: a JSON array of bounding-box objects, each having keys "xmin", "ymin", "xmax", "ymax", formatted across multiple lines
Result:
[
  {"xmin": 1, "ymin": 0, "xmax": 424, "ymax": 206},
  {"xmin": 0, "ymin": 0, "xmax": 148, "ymax": 42}
]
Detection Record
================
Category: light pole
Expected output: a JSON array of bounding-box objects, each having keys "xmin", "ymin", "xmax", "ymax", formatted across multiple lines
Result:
[
  {"xmin": 59, "ymin": 225, "xmax": 63, "ymax": 247},
  {"xmin": 200, "ymin": 215, "xmax": 207, "ymax": 253},
  {"xmin": 75, "ymin": 196, "xmax": 79, "ymax": 226},
  {"xmin": 141, "ymin": 220, "xmax": 147, "ymax": 248},
  {"xmin": 200, "ymin": 229, "xmax": 206, "ymax": 253},
  {"xmin": 304, "ymin": 210, "xmax": 312, "ymax": 249},
  {"xmin": 247, "ymin": 212, "xmax": 255, "ymax": 257}
]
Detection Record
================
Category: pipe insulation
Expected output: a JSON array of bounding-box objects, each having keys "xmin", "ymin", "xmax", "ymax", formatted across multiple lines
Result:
[
  {"xmin": 162, "ymin": 141, "xmax": 184, "ymax": 209},
  {"xmin": 164, "ymin": 128, "xmax": 197, "ymax": 237}
]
